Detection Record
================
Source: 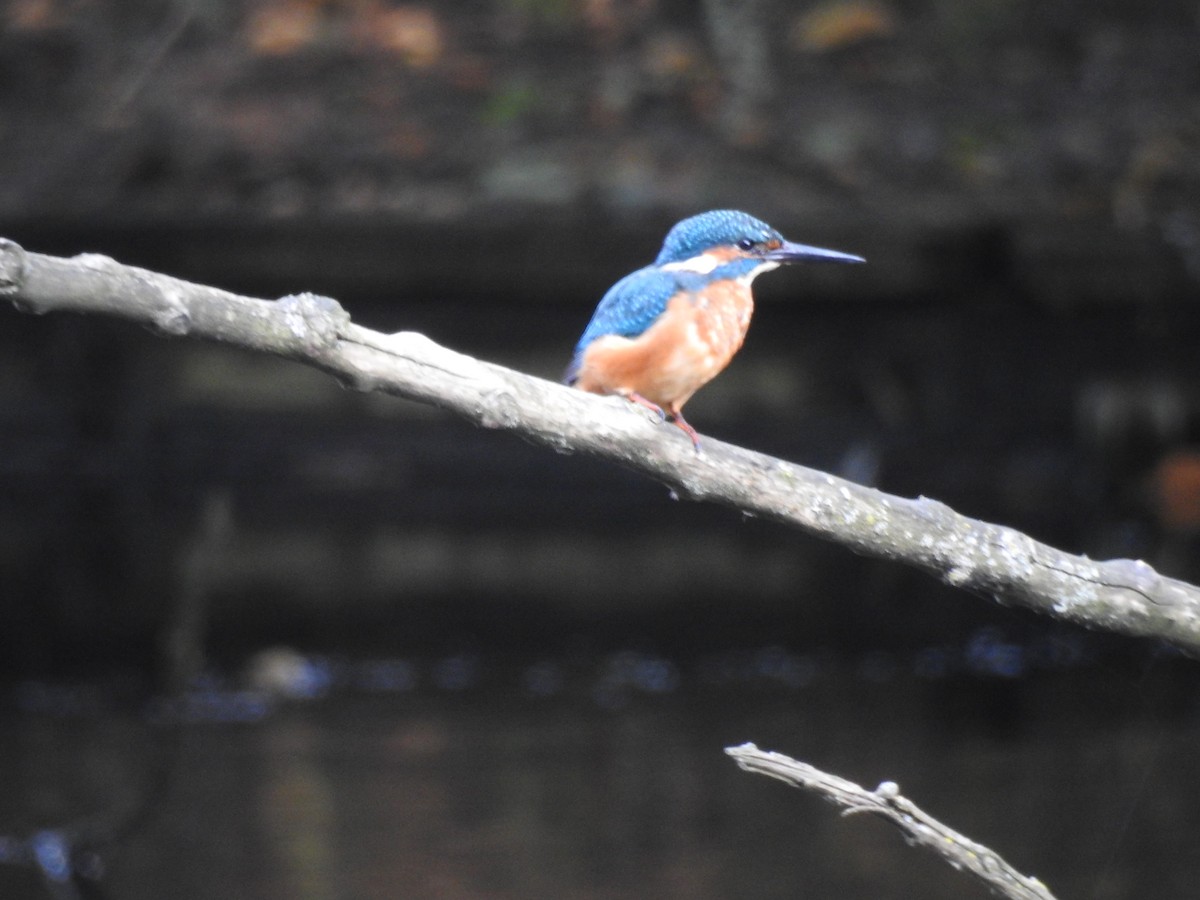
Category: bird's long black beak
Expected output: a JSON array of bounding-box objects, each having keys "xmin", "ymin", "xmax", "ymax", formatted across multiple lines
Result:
[{"xmin": 765, "ymin": 241, "xmax": 865, "ymax": 264}]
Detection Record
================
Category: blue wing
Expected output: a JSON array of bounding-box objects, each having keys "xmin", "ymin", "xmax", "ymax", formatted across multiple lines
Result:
[{"xmin": 565, "ymin": 266, "xmax": 688, "ymax": 384}]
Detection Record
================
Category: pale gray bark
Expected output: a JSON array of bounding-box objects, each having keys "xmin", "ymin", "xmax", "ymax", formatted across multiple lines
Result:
[
  {"xmin": 727, "ymin": 743, "xmax": 1058, "ymax": 900},
  {"xmin": 4, "ymin": 237, "xmax": 1200, "ymax": 653}
]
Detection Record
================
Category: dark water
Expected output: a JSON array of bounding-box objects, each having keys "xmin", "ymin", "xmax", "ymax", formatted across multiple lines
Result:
[{"xmin": 1, "ymin": 653, "xmax": 1198, "ymax": 900}]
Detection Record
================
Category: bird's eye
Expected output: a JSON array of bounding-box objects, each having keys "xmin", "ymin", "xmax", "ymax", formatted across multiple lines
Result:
[{"xmin": 737, "ymin": 238, "xmax": 756, "ymax": 251}]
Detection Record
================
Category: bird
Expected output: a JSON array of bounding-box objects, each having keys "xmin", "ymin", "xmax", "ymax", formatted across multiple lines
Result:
[{"xmin": 565, "ymin": 209, "xmax": 864, "ymax": 450}]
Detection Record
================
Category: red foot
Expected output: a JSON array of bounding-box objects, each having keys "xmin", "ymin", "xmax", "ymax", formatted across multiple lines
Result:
[
  {"xmin": 622, "ymin": 391, "xmax": 666, "ymax": 422},
  {"xmin": 667, "ymin": 409, "xmax": 702, "ymax": 453},
  {"xmin": 619, "ymin": 393, "xmax": 702, "ymax": 453}
]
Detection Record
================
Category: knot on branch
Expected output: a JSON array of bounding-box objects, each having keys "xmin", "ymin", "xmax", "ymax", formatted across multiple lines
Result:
[
  {"xmin": 276, "ymin": 293, "xmax": 350, "ymax": 354},
  {"xmin": 874, "ymin": 780, "xmax": 901, "ymax": 800},
  {"xmin": 154, "ymin": 285, "xmax": 193, "ymax": 336},
  {"xmin": 0, "ymin": 238, "xmax": 27, "ymax": 298},
  {"xmin": 478, "ymin": 387, "xmax": 520, "ymax": 429}
]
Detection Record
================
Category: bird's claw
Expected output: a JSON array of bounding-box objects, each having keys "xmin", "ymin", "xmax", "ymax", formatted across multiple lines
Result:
[
  {"xmin": 619, "ymin": 393, "xmax": 701, "ymax": 452},
  {"xmin": 624, "ymin": 392, "xmax": 667, "ymax": 423}
]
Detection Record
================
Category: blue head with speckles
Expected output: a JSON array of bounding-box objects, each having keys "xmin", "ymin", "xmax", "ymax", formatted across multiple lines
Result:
[{"xmin": 654, "ymin": 210, "xmax": 783, "ymax": 266}]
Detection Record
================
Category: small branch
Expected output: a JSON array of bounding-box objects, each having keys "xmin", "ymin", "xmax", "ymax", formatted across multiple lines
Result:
[
  {"xmin": 726, "ymin": 743, "xmax": 1058, "ymax": 900},
  {"xmin": 5, "ymin": 238, "xmax": 1200, "ymax": 652}
]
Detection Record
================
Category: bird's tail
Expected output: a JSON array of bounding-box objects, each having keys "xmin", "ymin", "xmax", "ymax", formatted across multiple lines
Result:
[{"xmin": 563, "ymin": 352, "xmax": 583, "ymax": 386}]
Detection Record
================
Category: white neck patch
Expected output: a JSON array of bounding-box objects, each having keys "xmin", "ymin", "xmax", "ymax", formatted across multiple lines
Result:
[{"xmin": 659, "ymin": 251, "xmax": 724, "ymax": 274}]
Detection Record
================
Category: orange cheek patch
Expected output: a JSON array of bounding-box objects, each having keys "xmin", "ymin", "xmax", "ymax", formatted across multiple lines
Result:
[{"xmin": 705, "ymin": 245, "xmax": 743, "ymax": 264}]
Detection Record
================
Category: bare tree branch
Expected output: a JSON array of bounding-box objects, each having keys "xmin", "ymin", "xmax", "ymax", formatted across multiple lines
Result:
[
  {"xmin": 726, "ymin": 743, "xmax": 1058, "ymax": 900},
  {"xmin": 4, "ymin": 237, "xmax": 1200, "ymax": 652}
]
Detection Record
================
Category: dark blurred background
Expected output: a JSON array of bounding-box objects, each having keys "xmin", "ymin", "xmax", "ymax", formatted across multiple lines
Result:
[{"xmin": 2, "ymin": 1, "xmax": 1200, "ymax": 897}]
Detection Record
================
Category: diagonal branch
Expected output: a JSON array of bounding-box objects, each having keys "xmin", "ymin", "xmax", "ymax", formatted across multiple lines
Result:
[
  {"xmin": 4, "ymin": 238, "xmax": 1200, "ymax": 653},
  {"xmin": 726, "ymin": 743, "xmax": 1058, "ymax": 900}
]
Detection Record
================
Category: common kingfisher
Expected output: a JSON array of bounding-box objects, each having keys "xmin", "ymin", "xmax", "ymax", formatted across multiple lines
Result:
[{"xmin": 565, "ymin": 209, "xmax": 864, "ymax": 450}]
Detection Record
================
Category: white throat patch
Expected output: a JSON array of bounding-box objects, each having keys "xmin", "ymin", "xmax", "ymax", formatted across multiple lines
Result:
[{"xmin": 736, "ymin": 261, "xmax": 780, "ymax": 285}]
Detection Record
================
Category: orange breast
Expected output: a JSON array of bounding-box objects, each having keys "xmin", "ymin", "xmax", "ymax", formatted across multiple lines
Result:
[{"xmin": 574, "ymin": 282, "xmax": 754, "ymax": 411}]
